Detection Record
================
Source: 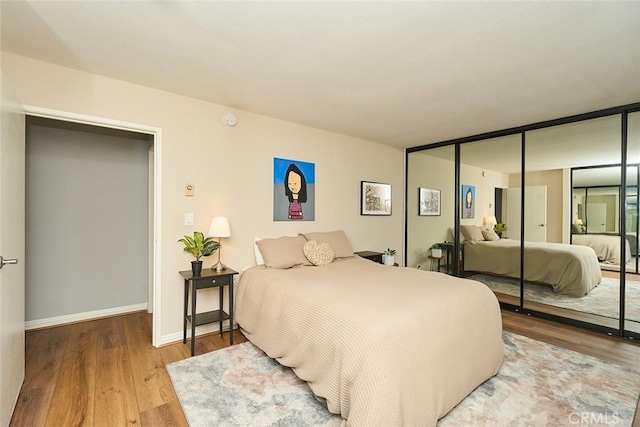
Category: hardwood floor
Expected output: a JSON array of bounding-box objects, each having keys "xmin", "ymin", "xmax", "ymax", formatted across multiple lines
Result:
[
  {"xmin": 10, "ymin": 311, "xmax": 246, "ymax": 426},
  {"xmin": 10, "ymin": 310, "xmax": 640, "ymax": 426}
]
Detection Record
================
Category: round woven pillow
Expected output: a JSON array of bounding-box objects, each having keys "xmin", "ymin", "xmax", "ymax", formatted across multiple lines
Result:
[{"xmin": 303, "ymin": 240, "xmax": 335, "ymax": 266}]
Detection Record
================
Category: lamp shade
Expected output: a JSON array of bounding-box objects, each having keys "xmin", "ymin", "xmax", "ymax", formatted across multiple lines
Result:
[
  {"xmin": 483, "ymin": 215, "xmax": 497, "ymax": 226},
  {"xmin": 208, "ymin": 216, "xmax": 231, "ymax": 238}
]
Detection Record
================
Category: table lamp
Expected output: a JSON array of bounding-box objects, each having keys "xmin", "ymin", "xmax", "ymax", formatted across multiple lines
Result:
[
  {"xmin": 208, "ymin": 216, "xmax": 231, "ymax": 272},
  {"xmin": 484, "ymin": 215, "xmax": 498, "ymax": 227}
]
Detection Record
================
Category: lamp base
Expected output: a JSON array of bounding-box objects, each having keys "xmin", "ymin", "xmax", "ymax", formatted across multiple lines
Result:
[{"xmin": 212, "ymin": 261, "xmax": 227, "ymax": 272}]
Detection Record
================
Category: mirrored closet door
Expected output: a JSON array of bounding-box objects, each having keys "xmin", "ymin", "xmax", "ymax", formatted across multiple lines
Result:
[
  {"xmin": 404, "ymin": 102, "xmax": 640, "ymax": 340},
  {"xmin": 523, "ymin": 115, "xmax": 622, "ymax": 329},
  {"xmin": 406, "ymin": 146, "xmax": 455, "ymax": 273},
  {"xmin": 458, "ymin": 136, "xmax": 521, "ymax": 307},
  {"xmin": 626, "ymin": 111, "xmax": 640, "ymax": 335}
]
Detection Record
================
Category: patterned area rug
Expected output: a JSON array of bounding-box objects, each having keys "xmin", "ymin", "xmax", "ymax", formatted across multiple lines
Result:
[
  {"xmin": 469, "ymin": 274, "xmax": 640, "ymax": 323},
  {"xmin": 167, "ymin": 332, "xmax": 640, "ymax": 426}
]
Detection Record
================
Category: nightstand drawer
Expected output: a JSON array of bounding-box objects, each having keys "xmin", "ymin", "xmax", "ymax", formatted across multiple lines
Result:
[{"xmin": 194, "ymin": 273, "xmax": 232, "ymax": 289}]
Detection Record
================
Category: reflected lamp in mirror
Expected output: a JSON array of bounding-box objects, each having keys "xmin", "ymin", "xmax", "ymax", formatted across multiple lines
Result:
[
  {"xmin": 572, "ymin": 218, "xmax": 586, "ymax": 234},
  {"xmin": 483, "ymin": 216, "xmax": 498, "ymax": 227},
  {"xmin": 208, "ymin": 216, "xmax": 231, "ymax": 272}
]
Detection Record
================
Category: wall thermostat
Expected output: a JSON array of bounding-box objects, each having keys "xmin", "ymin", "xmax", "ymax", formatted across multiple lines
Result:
[{"xmin": 223, "ymin": 113, "xmax": 237, "ymax": 127}]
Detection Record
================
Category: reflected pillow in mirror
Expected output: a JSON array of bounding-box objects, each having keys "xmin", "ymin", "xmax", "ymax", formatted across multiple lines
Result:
[
  {"xmin": 461, "ymin": 225, "xmax": 485, "ymax": 242},
  {"xmin": 481, "ymin": 228, "xmax": 500, "ymax": 241}
]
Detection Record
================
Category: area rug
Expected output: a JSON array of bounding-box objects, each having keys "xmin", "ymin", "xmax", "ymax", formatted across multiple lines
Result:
[
  {"xmin": 166, "ymin": 332, "xmax": 640, "ymax": 427},
  {"xmin": 469, "ymin": 274, "xmax": 640, "ymax": 324}
]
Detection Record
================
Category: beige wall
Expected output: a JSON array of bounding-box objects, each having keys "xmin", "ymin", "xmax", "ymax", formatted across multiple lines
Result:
[
  {"xmin": 460, "ymin": 164, "xmax": 509, "ymax": 227},
  {"xmin": 406, "ymin": 149, "xmax": 509, "ymax": 269},
  {"xmin": 2, "ymin": 53, "xmax": 404, "ymax": 343},
  {"xmin": 406, "ymin": 150, "xmax": 455, "ymax": 268}
]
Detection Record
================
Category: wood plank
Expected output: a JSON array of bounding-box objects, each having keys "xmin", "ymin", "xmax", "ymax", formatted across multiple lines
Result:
[
  {"xmin": 22, "ymin": 325, "xmax": 69, "ymax": 391},
  {"xmin": 96, "ymin": 315, "xmax": 127, "ymax": 350},
  {"xmin": 123, "ymin": 311, "xmax": 177, "ymax": 413},
  {"xmin": 9, "ymin": 386, "xmax": 54, "ymax": 427},
  {"xmin": 44, "ymin": 321, "xmax": 97, "ymax": 427},
  {"xmin": 139, "ymin": 400, "xmax": 188, "ymax": 427},
  {"xmin": 158, "ymin": 343, "xmax": 191, "ymax": 366},
  {"xmin": 94, "ymin": 346, "xmax": 140, "ymax": 426},
  {"xmin": 10, "ymin": 325, "xmax": 70, "ymax": 425}
]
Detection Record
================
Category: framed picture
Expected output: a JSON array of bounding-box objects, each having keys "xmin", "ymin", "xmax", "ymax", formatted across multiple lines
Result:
[
  {"xmin": 461, "ymin": 184, "xmax": 475, "ymax": 219},
  {"xmin": 418, "ymin": 187, "xmax": 440, "ymax": 216},
  {"xmin": 361, "ymin": 181, "xmax": 392, "ymax": 215},
  {"xmin": 273, "ymin": 157, "xmax": 315, "ymax": 221}
]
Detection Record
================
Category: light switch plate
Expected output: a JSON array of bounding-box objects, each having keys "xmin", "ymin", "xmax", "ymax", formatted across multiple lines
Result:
[
  {"xmin": 185, "ymin": 212, "xmax": 194, "ymax": 225},
  {"xmin": 185, "ymin": 184, "xmax": 195, "ymax": 197}
]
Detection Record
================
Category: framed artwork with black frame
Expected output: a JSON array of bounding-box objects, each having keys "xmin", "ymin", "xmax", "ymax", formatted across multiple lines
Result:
[
  {"xmin": 418, "ymin": 187, "xmax": 441, "ymax": 216},
  {"xmin": 360, "ymin": 181, "xmax": 392, "ymax": 216}
]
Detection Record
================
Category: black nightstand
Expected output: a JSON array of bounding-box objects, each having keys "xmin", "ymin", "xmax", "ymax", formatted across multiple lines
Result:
[
  {"xmin": 179, "ymin": 268, "xmax": 239, "ymax": 356},
  {"xmin": 355, "ymin": 251, "xmax": 384, "ymax": 264},
  {"xmin": 438, "ymin": 242, "xmax": 461, "ymax": 275}
]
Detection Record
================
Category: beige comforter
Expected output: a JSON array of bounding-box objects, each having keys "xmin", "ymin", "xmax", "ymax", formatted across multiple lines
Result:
[
  {"xmin": 572, "ymin": 234, "xmax": 631, "ymax": 265},
  {"xmin": 464, "ymin": 239, "xmax": 601, "ymax": 297},
  {"xmin": 235, "ymin": 257, "xmax": 504, "ymax": 426}
]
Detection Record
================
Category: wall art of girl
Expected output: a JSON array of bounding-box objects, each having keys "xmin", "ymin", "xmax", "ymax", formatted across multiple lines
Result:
[{"xmin": 284, "ymin": 164, "xmax": 307, "ymax": 220}]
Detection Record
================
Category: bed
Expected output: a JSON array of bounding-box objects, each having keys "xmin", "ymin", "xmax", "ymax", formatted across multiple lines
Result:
[
  {"xmin": 571, "ymin": 234, "xmax": 631, "ymax": 265},
  {"xmin": 464, "ymin": 238, "xmax": 602, "ymax": 297},
  {"xmin": 236, "ymin": 234, "xmax": 504, "ymax": 426}
]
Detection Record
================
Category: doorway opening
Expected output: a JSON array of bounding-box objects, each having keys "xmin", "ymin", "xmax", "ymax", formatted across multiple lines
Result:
[{"xmin": 24, "ymin": 106, "xmax": 162, "ymax": 347}]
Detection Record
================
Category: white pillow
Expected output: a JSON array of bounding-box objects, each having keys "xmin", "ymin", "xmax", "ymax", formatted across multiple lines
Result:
[{"xmin": 254, "ymin": 237, "xmax": 265, "ymax": 265}]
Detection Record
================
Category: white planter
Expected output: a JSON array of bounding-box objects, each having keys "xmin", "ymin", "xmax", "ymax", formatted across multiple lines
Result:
[
  {"xmin": 431, "ymin": 248, "xmax": 442, "ymax": 258},
  {"xmin": 383, "ymin": 255, "xmax": 395, "ymax": 265}
]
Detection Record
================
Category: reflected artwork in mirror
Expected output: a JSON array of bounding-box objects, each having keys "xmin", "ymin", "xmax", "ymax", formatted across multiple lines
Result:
[{"xmin": 405, "ymin": 103, "xmax": 640, "ymax": 339}]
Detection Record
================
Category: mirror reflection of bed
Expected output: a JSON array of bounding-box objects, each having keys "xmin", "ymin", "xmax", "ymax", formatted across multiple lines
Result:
[{"xmin": 407, "ymin": 111, "xmax": 640, "ymax": 336}]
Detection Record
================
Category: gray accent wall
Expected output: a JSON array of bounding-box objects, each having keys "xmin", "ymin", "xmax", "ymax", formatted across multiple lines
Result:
[{"xmin": 26, "ymin": 117, "xmax": 151, "ymax": 321}]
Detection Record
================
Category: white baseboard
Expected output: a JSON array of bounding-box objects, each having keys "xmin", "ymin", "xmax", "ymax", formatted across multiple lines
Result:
[
  {"xmin": 158, "ymin": 320, "xmax": 238, "ymax": 347},
  {"xmin": 25, "ymin": 303, "xmax": 149, "ymax": 330}
]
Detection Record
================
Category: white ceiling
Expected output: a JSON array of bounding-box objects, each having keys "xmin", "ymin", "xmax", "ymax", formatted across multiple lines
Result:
[{"xmin": 2, "ymin": 1, "xmax": 640, "ymax": 148}]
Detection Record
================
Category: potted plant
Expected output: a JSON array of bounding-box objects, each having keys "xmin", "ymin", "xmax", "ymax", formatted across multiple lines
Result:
[
  {"xmin": 494, "ymin": 222, "xmax": 508, "ymax": 239},
  {"xmin": 430, "ymin": 243, "xmax": 442, "ymax": 258},
  {"xmin": 178, "ymin": 231, "xmax": 220, "ymax": 276},
  {"xmin": 383, "ymin": 248, "xmax": 396, "ymax": 265}
]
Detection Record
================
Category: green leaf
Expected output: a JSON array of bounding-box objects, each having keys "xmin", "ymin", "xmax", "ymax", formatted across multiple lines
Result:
[{"xmin": 178, "ymin": 231, "xmax": 211, "ymax": 261}]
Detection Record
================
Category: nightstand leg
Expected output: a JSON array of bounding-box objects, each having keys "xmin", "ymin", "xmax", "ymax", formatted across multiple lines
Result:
[
  {"xmin": 229, "ymin": 282, "xmax": 234, "ymax": 345},
  {"xmin": 191, "ymin": 280, "xmax": 196, "ymax": 357},
  {"xmin": 219, "ymin": 283, "xmax": 224, "ymax": 337},
  {"xmin": 183, "ymin": 279, "xmax": 188, "ymax": 344}
]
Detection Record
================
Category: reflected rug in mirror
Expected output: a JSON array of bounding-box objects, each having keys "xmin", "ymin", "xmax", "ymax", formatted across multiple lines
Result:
[
  {"xmin": 470, "ymin": 274, "xmax": 640, "ymax": 323},
  {"xmin": 166, "ymin": 332, "xmax": 640, "ymax": 426}
]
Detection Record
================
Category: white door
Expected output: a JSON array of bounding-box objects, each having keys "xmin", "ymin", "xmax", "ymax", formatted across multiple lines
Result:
[
  {"xmin": 506, "ymin": 186, "xmax": 548, "ymax": 242},
  {"xmin": 587, "ymin": 203, "xmax": 607, "ymax": 233},
  {"xmin": 0, "ymin": 73, "xmax": 25, "ymax": 427}
]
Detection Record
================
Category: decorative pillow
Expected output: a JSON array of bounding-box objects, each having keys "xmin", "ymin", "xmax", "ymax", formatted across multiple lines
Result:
[
  {"xmin": 460, "ymin": 225, "xmax": 485, "ymax": 242},
  {"xmin": 254, "ymin": 237, "xmax": 265, "ymax": 265},
  {"xmin": 303, "ymin": 240, "xmax": 335, "ymax": 266},
  {"xmin": 481, "ymin": 228, "xmax": 500, "ymax": 241},
  {"xmin": 302, "ymin": 230, "xmax": 355, "ymax": 258},
  {"xmin": 256, "ymin": 235, "xmax": 311, "ymax": 269}
]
